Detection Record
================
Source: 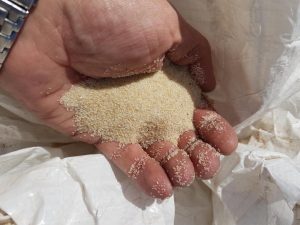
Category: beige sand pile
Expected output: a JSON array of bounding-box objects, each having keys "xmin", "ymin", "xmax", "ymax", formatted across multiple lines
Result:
[{"xmin": 61, "ymin": 63, "xmax": 202, "ymax": 147}]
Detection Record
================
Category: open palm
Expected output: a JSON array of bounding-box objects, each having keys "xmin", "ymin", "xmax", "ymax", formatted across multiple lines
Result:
[{"xmin": 0, "ymin": 0, "xmax": 237, "ymax": 199}]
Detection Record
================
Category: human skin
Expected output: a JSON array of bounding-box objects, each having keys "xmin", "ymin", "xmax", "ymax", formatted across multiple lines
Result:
[{"xmin": 0, "ymin": 0, "xmax": 238, "ymax": 199}]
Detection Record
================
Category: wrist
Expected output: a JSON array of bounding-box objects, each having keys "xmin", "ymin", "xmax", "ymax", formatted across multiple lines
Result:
[
  {"xmin": 0, "ymin": 0, "xmax": 37, "ymax": 68},
  {"xmin": 0, "ymin": 0, "xmax": 68, "ymax": 75},
  {"xmin": 0, "ymin": 0, "xmax": 68, "ymax": 102}
]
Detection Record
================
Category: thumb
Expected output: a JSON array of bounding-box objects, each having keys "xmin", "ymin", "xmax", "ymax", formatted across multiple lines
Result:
[{"xmin": 167, "ymin": 16, "xmax": 216, "ymax": 92}]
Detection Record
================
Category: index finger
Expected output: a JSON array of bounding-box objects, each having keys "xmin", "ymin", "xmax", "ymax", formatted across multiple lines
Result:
[{"xmin": 96, "ymin": 141, "xmax": 173, "ymax": 199}]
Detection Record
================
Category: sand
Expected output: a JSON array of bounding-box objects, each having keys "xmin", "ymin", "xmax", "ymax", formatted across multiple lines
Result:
[{"xmin": 61, "ymin": 62, "xmax": 202, "ymax": 147}]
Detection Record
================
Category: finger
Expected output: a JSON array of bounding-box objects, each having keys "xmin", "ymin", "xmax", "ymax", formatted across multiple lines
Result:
[
  {"xmin": 91, "ymin": 55, "xmax": 164, "ymax": 78},
  {"xmin": 146, "ymin": 141, "xmax": 195, "ymax": 187},
  {"xmin": 96, "ymin": 142, "xmax": 173, "ymax": 199},
  {"xmin": 167, "ymin": 17, "xmax": 216, "ymax": 92},
  {"xmin": 178, "ymin": 131, "xmax": 220, "ymax": 179},
  {"xmin": 105, "ymin": 56, "xmax": 165, "ymax": 78},
  {"xmin": 193, "ymin": 109, "xmax": 238, "ymax": 155}
]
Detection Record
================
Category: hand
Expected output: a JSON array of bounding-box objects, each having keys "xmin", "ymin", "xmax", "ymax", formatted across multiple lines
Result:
[{"xmin": 0, "ymin": 0, "xmax": 237, "ymax": 199}]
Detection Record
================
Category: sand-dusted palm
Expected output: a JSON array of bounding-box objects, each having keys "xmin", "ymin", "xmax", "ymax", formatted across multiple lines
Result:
[{"xmin": 0, "ymin": 0, "xmax": 237, "ymax": 199}]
